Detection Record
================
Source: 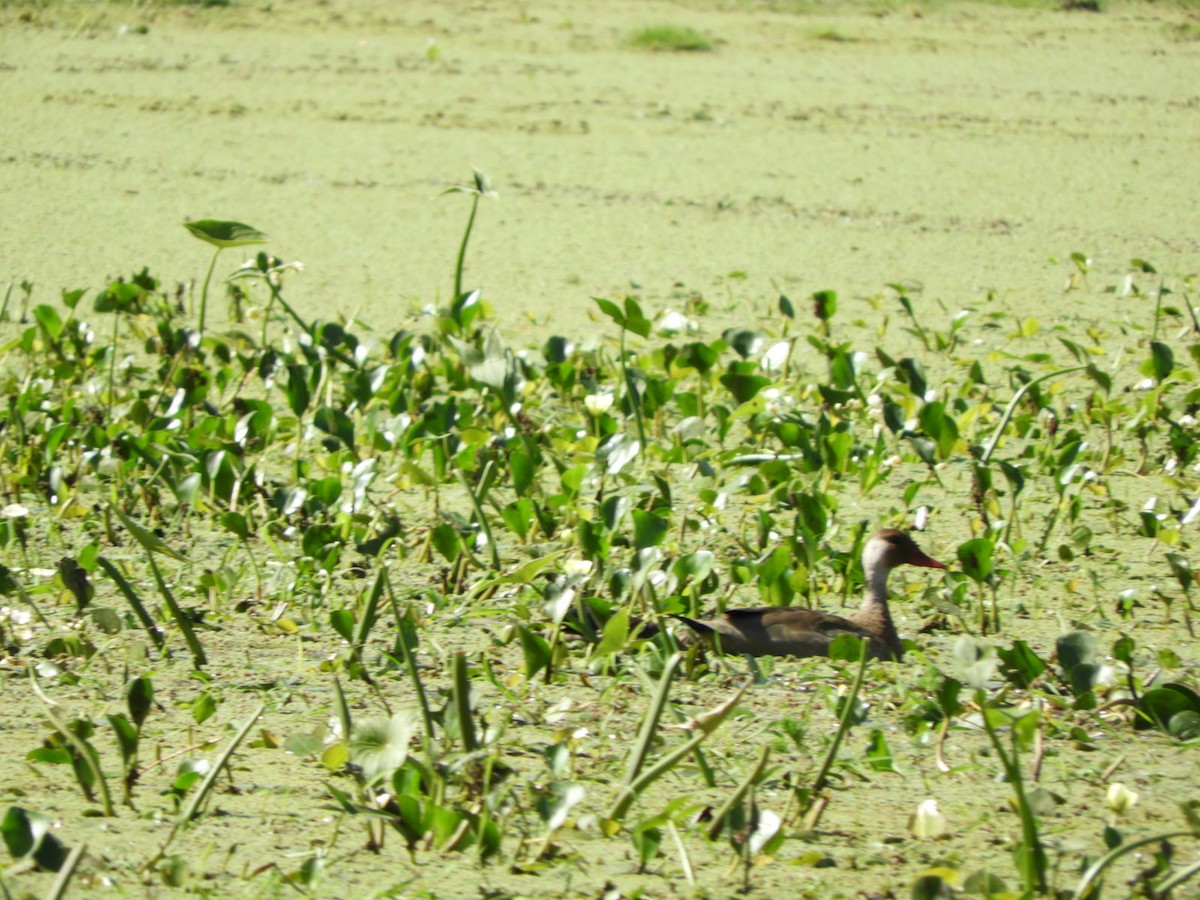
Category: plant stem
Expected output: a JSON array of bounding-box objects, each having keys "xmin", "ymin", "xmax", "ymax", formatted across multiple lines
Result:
[
  {"xmin": 197, "ymin": 247, "xmax": 221, "ymax": 338},
  {"xmin": 811, "ymin": 642, "xmax": 870, "ymax": 794}
]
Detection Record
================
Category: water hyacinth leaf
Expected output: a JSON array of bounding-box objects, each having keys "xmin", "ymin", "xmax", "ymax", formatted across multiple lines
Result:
[
  {"xmin": 865, "ymin": 729, "xmax": 897, "ymax": 773},
  {"xmin": 183, "ymin": 219, "xmax": 270, "ymax": 249},
  {"xmin": 631, "ymin": 509, "xmax": 669, "ymax": 550},
  {"xmin": 314, "ymin": 407, "xmax": 356, "ymax": 453},
  {"xmin": 598, "ymin": 432, "xmax": 639, "ymax": 475},
  {"xmin": 219, "ymin": 512, "xmax": 249, "ymax": 542},
  {"xmin": 518, "ymin": 625, "xmax": 551, "ymax": 678},
  {"xmin": 330, "ymin": 609, "xmax": 355, "ymax": 643},
  {"xmin": 919, "ymin": 402, "xmax": 959, "ymax": 459},
  {"xmin": 724, "ymin": 328, "xmax": 764, "ymax": 359},
  {"xmin": 673, "ymin": 550, "xmax": 714, "ymax": 585},
  {"xmin": 812, "ymin": 289, "xmax": 837, "ymax": 321},
  {"xmin": 1112, "ymin": 635, "xmax": 1135, "ymax": 666},
  {"xmin": 1, "ymin": 806, "xmax": 68, "ymax": 871},
  {"xmin": 719, "ymin": 369, "xmax": 771, "ymax": 404},
  {"xmin": 594, "ymin": 297, "xmax": 625, "ymax": 328},
  {"xmin": 1134, "ymin": 684, "xmax": 1200, "ymax": 734},
  {"xmin": 430, "ymin": 523, "xmax": 463, "ymax": 563},
  {"xmin": 1056, "ymin": 631, "xmax": 1095, "ymax": 674},
  {"xmin": 540, "ymin": 782, "xmax": 586, "ymax": 831},
  {"xmin": 956, "ymin": 539, "xmax": 994, "ymax": 584},
  {"xmin": 951, "ymin": 637, "xmax": 998, "ymax": 690},
  {"xmin": 348, "ymin": 710, "xmax": 421, "ymax": 783},
  {"xmin": 544, "ymin": 577, "xmax": 576, "ymax": 625},
  {"xmin": 1168, "ymin": 710, "xmax": 1200, "ymax": 741},
  {"xmin": 828, "ymin": 634, "xmax": 866, "ymax": 663},
  {"xmin": 897, "ymin": 357, "xmax": 927, "ymax": 399},
  {"xmin": 1142, "ymin": 341, "xmax": 1174, "ymax": 382},
  {"xmin": 622, "ymin": 296, "xmax": 652, "ymax": 338},
  {"xmin": 997, "ymin": 640, "xmax": 1047, "ymax": 689},
  {"xmin": 592, "ymin": 609, "xmax": 631, "ymax": 659},
  {"xmin": 127, "ymin": 675, "xmax": 154, "ymax": 729},
  {"xmin": 33, "ymin": 304, "xmax": 63, "ymax": 340},
  {"xmin": 192, "ymin": 692, "xmax": 216, "ymax": 725},
  {"xmin": 510, "ymin": 448, "xmax": 535, "ymax": 496}
]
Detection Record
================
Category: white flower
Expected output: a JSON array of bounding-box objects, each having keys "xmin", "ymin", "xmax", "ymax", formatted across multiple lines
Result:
[
  {"xmin": 1106, "ymin": 783, "xmax": 1139, "ymax": 815},
  {"xmin": 563, "ymin": 558, "xmax": 593, "ymax": 577},
  {"xmin": 909, "ymin": 799, "xmax": 948, "ymax": 838},
  {"xmin": 761, "ymin": 341, "xmax": 791, "ymax": 374},
  {"xmin": 584, "ymin": 392, "xmax": 614, "ymax": 417},
  {"xmin": 656, "ymin": 309, "xmax": 692, "ymax": 336}
]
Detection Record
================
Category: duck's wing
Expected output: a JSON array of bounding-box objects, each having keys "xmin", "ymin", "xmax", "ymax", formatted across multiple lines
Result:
[{"xmin": 676, "ymin": 608, "xmax": 869, "ymax": 657}]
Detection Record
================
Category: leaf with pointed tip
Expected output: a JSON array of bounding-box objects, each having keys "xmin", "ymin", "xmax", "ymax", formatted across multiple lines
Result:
[
  {"xmin": 593, "ymin": 297, "xmax": 625, "ymax": 328},
  {"xmin": 111, "ymin": 507, "xmax": 186, "ymax": 561},
  {"xmin": 622, "ymin": 296, "xmax": 651, "ymax": 338},
  {"xmin": 184, "ymin": 219, "xmax": 270, "ymax": 249}
]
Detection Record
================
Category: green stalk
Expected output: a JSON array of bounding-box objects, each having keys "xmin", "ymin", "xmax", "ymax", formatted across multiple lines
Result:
[
  {"xmin": 609, "ymin": 731, "xmax": 708, "ymax": 823},
  {"xmin": 620, "ymin": 654, "xmax": 681, "ymax": 788},
  {"xmin": 147, "ymin": 553, "xmax": 208, "ymax": 668},
  {"xmin": 96, "ymin": 556, "xmax": 165, "ymax": 653},
  {"xmin": 707, "ymin": 745, "xmax": 772, "ymax": 840},
  {"xmin": 46, "ymin": 841, "xmax": 87, "ymax": 900},
  {"xmin": 980, "ymin": 365, "xmax": 1086, "ymax": 464},
  {"xmin": 453, "ymin": 192, "xmax": 479, "ymax": 306},
  {"xmin": 1071, "ymin": 830, "xmax": 1194, "ymax": 898},
  {"xmin": 30, "ymin": 671, "xmax": 114, "ymax": 817},
  {"xmin": 811, "ymin": 642, "xmax": 870, "ymax": 794},
  {"xmin": 620, "ymin": 327, "xmax": 649, "ymax": 452},
  {"xmin": 177, "ymin": 702, "xmax": 264, "ymax": 825},
  {"xmin": 981, "ymin": 708, "xmax": 1047, "ymax": 893},
  {"xmin": 197, "ymin": 247, "xmax": 222, "ymax": 338},
  {"xmin": 456, "ymin": 462, "xmax": 500, "ymax": 570},
  {"xmin": 451, "ymin": 651, "xmax": 478, "ymax": 753}
]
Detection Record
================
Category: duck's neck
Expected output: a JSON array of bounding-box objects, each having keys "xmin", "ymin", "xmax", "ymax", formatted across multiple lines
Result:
[{"xmin": 852, "ymin": 565, "xmax": 900, "ymax": 651}]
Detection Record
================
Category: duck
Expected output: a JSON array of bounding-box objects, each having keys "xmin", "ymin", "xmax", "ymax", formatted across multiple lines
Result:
[{"xmin": 671, "ymin": 529, "xmax": 946, "ymax": 661}]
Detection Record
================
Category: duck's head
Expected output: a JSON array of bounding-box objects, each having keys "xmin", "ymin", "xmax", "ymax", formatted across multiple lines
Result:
[{"xmin": 865, "ymin": 528, "xmax": 947, "ymax": 573}]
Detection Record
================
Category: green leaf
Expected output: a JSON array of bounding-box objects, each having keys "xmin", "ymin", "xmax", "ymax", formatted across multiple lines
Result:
[
  {"xmin": 127, "ymin": 675, "xmax": 154, "ymax": 729},
  {"xmin": 330, "ymin": 609, "xmax": 355, "ymax": 643},
  {"xmin": 951, "ymin": 637, "xmax": 998, "ymax": 690},
  {"xmin": 593, "ymin": 297, "xmax": 625, "ymax": 328},
  {"xmin": 518, "ymin": 625, "xmax": 551, "ymax": 678},
  {"xmin": 997, "ymin": 640, "xmax": 1046, "ymax": 689},
  {"xmin": 184, "ymin": 219, "xmax": 270, "ymax": 249},
  {"xmin": 313, "ymin": 406, "xmax": 356, "ymax": 453},
  {"xmin": 956, "ymin": 538, "xmax": 994, "ymax": 584},
  {"xmin": 219, "ymin": 512, "xmax": 250, "ymax": 541},
  {"xmin": 192, "ymin": 691, "xmax": 217, "ymax": 725},
  {"xmin": 430, "ymin": 523, "xmax": 463, "ymax": 563},
  {"xmin": 864, "ymin": 729, "xmax": 896, "ymax": 772},
  {"xmin": 631, "ymin": 509, "xmax": 669, "ymax": 550},
  {"xmin": 284, "ymin": 733, "xmax": 324, "ymax": 757},
  {"xmin": 1056, "ymin": 631, "xmax": 1095, "ymax": 673},
  {"xmin": 593, "ymin": 609, "xmax": 631, "ymax": 659},
  {"xmin": 111, "ymin": 506, "xmax": 186, "ymax": 561},
  {"xmin": 622, "ymin": 296, "xmax": 652, "ymax": 338},
  {"xmin": 812, "ymin": 289, "xmax": 837, "ymax": 321},
  {"xmin": 0, "ymin": 807, "xmax": 68, "ymax": 871},
  {"xmin": 1135, "ymin": 683, "xmax": 1200, "ymax": 734}
]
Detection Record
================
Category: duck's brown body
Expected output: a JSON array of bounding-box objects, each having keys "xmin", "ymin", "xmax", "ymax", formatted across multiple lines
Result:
[{"xmin": 675, "ymin": 529, "xmax": 945, "ymax": 661}]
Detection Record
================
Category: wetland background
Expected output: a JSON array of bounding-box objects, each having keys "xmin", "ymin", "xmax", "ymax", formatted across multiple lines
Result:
[{"xmin": 1, "ymin": 0, "xmax": 1200, "ymax": 896}]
